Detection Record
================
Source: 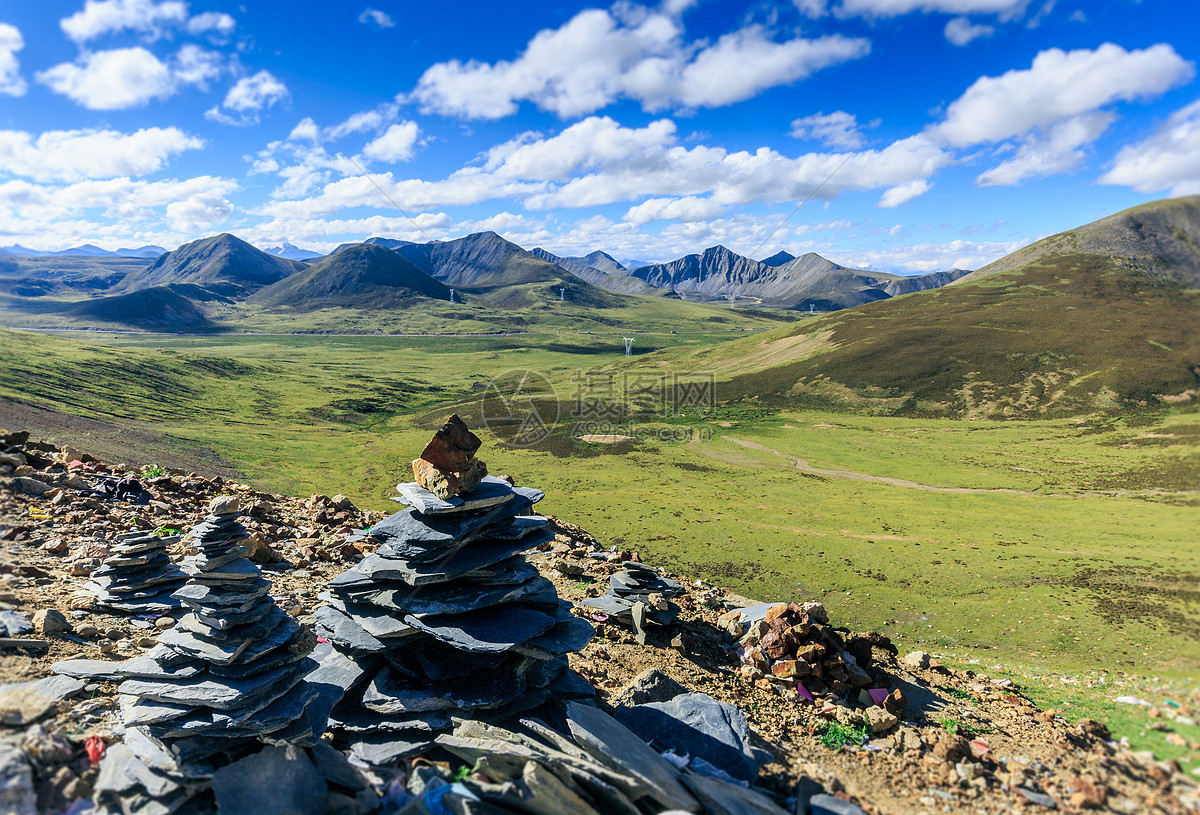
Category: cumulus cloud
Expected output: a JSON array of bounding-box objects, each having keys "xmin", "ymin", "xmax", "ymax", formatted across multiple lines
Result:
[
  {"xmin": 976, "ymin": 111, "xmax": 1112, "ymax": 185},
  {"xmin": 358, "ymin": 8, "xmax": 395, "ymax": 28},
  {"xmin": 933, "ymin": 43, "xmax": 1192, "ymax": 147},
  {"xmin": 257, "ymin": 116, "xmax": 951, "ymax": 223},
  {"xmin": 827, "ymin": 0, "xmax": 1030, "ymax": 19},
  {"xmin": 0, "ymin": 127, "xmax": 204, "ymax": 182},
  {"xmin": 877, "ymin": 178, "xmax": 931, "ymax": 206},
  {"xmin": 61, "ymin": 0, "xmax": 188, "ymax": 42},
  {"xmin": 1099, "ymin": 99, "xmax": 1200, "ymax": 197},
  {"xmin": 186, "ymin": 11, "xmax": 236, "ymax": 37},
  {"xmin": 363, "ymin": 122, "xmax": 420, "ymax": 162},
  {"xmin": 789, "ymin": 111, "xmax": 868, "ymax": 148},
  {"xmin": 36, "ymin": 45, "xmax": 222, "ymax": 109},
  {"xmin": 0, "ymin": 23, "xmax": 26, "ymax": 96},
  {"xmin": 410, "ymin": 6, "xmax": 869, "ymax": 119},
  {"xmin": 624, "ymin": 195, "xmax": 724, "ymax": 224},
  {"xmin": 205, "ymin": 70, "xmax": 289, "ymax": 125},
  {"xmin": 944, "ymin": 16, "xmax": 994, "ymax": 45},
  {"xmin": 830, "ymin": 237, "xmax": 1028, "ymax": 273},
  {"xmin": 925, "ymin": 43, "xmax": 1193, "ymax": 185}
]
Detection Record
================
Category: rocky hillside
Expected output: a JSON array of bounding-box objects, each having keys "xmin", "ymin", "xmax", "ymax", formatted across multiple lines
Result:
[
  {"xmin": 119, "ymin": 233, "xmax": 305, "ymax": 297},
  {"xmin": 966, "ymin": 195, "xmax": 1200, "ymax": 287},
  {"xmin": 627, "ymin": 246, "xmax": 968, "ymax": 309},
  {"xmin": 1, "ymin": 432, "xmax": 1198, "ymax": 814}
]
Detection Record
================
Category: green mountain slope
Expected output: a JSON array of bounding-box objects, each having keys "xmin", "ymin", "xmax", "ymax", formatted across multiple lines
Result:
[
  {"xmin": 250, "ymin": 244, "xmax": 451, "ymax": 309},
  {"xmin": 121, "ymin": 234, "xmax": 304, "ymax": 297},
  {"xmin": 966, "ymin": 195, "xmax": 1200, "ymax": 288},
  {"xmin": 649, "ymin": 198, "xmax": 1200, "ymax": 418},
  {"xmin": 61, "ymin": 286, "xmax": 211, "ymax": 329}
]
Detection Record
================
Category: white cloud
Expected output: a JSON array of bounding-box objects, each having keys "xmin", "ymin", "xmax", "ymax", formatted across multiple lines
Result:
[
  {"xmin": 624, "ymin": 195, "xmax": 724, "ymax": 224},
  {"xmin": 363, "ymin": 122, "xmax": 420, "ymax": 163},
  {"xmin": 36, "ymin": 45, "xmax": 222, "ymax": 110},
  {"xmin": 976, "ymin": 111, "xmax": 1112, "ymax": 185},
  {"xmin": 205, "ymin": 70, "xmax": 289, "ymax": 125},
  {"xmin": 793, "ymin": 0, "xmax": 829, "ymax": 17},
  {"xmin": 829, "ymin": 238, "xmax": 1028, "ymax": 272},
  {"xmin": 0, "ymin": 127, "xmax": 204, "ymax": 182},
  {"xmin": 410, "ymin": 6, "xmax": 868, "ymax": 119},
  {"xmin": 829, "ymin": 0, "xmax": 1030, "ymax": 19},
  {"xmin": 288, "ymin": 118, "xmax": 320, "ymax": 142},
  {"xmin": 944, "ymin": 16, "xmax": 994, "ymax": 45},
  {"xmin": 258, "ymin": 116, "xmax": 951, "ymax": 223},
  {"xmin": 0, "ymin": 23, "xmax": 26, "ymax": 96},
  {"xmin": 358, "ymin": 8, "xmax": 395, "ymax": 28},
  {"xmin": 186, "ymin": 11, "xmax": 236, "ymax": 36},
  {"xmin": 1099, "ymin": 99, "xmax": 1200, "ymax": 197},
  {"xmin": 933, "ymin": 43, "xmax": 1193, "ymax": 147},
  {"xmin": 789, "ymin": 111, "xmax": 867, "ymax": 148},
  {"xmin": 61, "ymin": 0, "xmax": 188, "ymax": 43},
  {"xmin": 223, "ymin": 70, "xmax": 289, "ymax": 111},
  {"xmin": 877, "ymin": 178, "xmax": 931, "ymax": 206}
]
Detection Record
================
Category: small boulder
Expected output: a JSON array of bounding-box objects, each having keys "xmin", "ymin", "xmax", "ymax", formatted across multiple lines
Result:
[
  {"xmin": 902, "ymin": 651, "xmax": 931, "ymax": 670},
  {"xmin": 864, "ymin": 707, "xmax": 898, "ymax": 734},
  {"xmin": 208, "ymin": 495, "xmax": 240, "ymax": 515},
  {"xmin": 932, "ymin": 733, "xmax": 969, "ymax": 763},
  {"xmin": 614, "ymin": 669, "xmax": 688, "ymax": 707},
  {"xmin": 5, "ymin": 477, "xmax": 50, "ymax": 497},
  {"xmin": 32, "ymin": 610, "xmax": 70, "ymax": 636}
]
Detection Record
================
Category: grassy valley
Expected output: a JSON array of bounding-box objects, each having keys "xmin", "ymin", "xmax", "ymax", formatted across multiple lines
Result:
[{"xmin": 1, "ymin": 197, "xmax": 1197, "ymax": 683}]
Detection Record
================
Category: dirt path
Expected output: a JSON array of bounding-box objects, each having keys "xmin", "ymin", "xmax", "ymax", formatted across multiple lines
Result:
[{"xmin": 722, "ymin": 435, "xmax": 1043, "ymax": 496}]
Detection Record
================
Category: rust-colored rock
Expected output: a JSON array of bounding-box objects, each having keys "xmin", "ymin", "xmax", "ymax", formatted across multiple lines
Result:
[
  {"xmin": 413, "ymin": 415, "xmax": 488, "ymax": 498},
  {"xmin": 419, "ymin": 414, "xmax": 481, "ymax": 473}
]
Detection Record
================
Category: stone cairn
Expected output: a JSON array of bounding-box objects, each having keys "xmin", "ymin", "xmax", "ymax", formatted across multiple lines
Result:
[
  {"xmin": 310, "ymin": 415, "xmax": 597, "ymax": 765},
  {"xmin": 85, "ymin": 530, "xmax": 187, "ymax": 613},
  {"xmin": 56, "ymin": 497, "xmax": 360, "ymax": 815},
  {"xmin": 582, "ymin": 561, "xmax": 683, "ymax": 642}
]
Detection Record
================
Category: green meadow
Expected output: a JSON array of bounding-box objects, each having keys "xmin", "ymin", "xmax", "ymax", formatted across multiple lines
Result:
[{"xmin": 2, "ymin": 325, "xmax": 1196, "ymax": 680}]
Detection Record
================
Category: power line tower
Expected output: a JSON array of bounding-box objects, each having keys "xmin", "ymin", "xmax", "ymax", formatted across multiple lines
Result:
[
  {"xmin": 560, "ymin": 287, "xmax": 566, "ymax": 301},
  {"xmin": 623, "ymin": 337, "xmax": 634, "ymax": 357},
  {"xmin": 449, "ymin": 289, "xmax": 455, "ymax": 303}
]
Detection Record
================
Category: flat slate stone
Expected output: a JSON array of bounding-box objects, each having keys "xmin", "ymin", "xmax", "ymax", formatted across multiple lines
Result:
[
  {"xmin": 360, "ymin": 531, "xmax": 552, "ymax": 586},
  {"xmin": 314, "ymin": 605, "xmax": 387, "ymax": 654},
  {"xmin": 347, "ymin": 732, "xmax": 432, "ymax": 765},
  {"xmin": 0, "ymin": 675, "xmax": 86, "ymax": 725},
  {"xmin": 370, "ymin": 497, "xmax": 537, "ymax": 563},
  {"xmin": 614, "ymin": 692, "xmax": 762, "ymax": 783},
  {"xmin": 321, "ymin": 594, "xmax": 416, "ymax": 640},
  {"xmin": 212, "ymin": 746, "xmax": 327, "ymax": 815},
  {"xmin": 0, "ymin": 611, "xmax": 32, "ymax": 638},
  {"xmin": 363, "ymin": 664, "xmax": 526, "ymax": 715},
  {"xmin": 174, "ymin": 579, "xmax": 270, "ymax": 609},
  {"xmin": 393, "ymin": 476, "xmax": 518, "ymax": 515},
  {"xmin": 176, "ymin": 604, "xmax": 286, "ymax": 643},
  {"xmin": 360, "ymin": 574, "xmax": 556, "ymax": 617},
  {"xmin": 403, "ymin": 604, "xmax": 556, "ymax": 653},
  {"xmin": 514, "ymin": 614, "xmax": 595, "ymax": 660},
  {"xmin": 564, "ymin": 700, "xmax": 698, "ymax": 813},
  {"xmin": 118, "ymin": 660, "xmax": 310, "ymax": 711},
  {"xmin": 330, "ymin": 705, "xmax": 452, "ymax": 734},
  {"xmin": 682, "ymin": 773, "xmax": 791, "ymax": 815}
]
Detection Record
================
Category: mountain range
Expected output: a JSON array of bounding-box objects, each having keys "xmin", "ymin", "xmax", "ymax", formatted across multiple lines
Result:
[
  {"xmin": 1, "ymin": 243, "xmax": 166, "ymax": 259},
  {"xmin": 667, "ymin": 195, "xmax": 1200, "ymax": 418},
  {"xmin": 0, "ymin": 224, "xmax": 987, "ymax": 329}
]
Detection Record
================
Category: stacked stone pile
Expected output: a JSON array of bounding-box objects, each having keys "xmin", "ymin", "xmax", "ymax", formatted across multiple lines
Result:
[
  {"xmin": 311, "ymin": 417, "xmax": 597, "ymax": 765},
  {"xmin": 581, "ymin": 561, "xmax": 684, "ymax": 638},
  {"xmin": 54, "ymin": 497, "xmax": 358, "ymax": 815},
  {"xmin": 85, "ymin": 530, "xmax": 187, "ymax": 613},
  {"xmin": 724, "ymin": 601, "xmax": 907, "ymax": 730}
]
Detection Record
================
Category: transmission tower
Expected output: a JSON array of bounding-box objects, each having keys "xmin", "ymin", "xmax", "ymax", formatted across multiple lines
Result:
[{"xmin": 623, "ymin": 337, "xmax": 634, "ymax": 357}]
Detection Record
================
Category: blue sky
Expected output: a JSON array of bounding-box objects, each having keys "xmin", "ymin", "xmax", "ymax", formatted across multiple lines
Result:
[{"xmin": 0, "ymin": 0, "xmax": 1197, "ymax": 272}]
